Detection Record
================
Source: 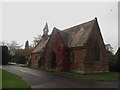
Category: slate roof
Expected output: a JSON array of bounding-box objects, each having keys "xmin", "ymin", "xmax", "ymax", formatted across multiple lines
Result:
[
  {"xmin": 32, "ymin": 35, "xmax": 49, "ymax": 53},
  {"xmin": 62, "ymin": 19, "xmax": 96, "ymax": 47},
  {"xmin": 32, "ymin": 18, "xmax": 96, "ymax": 53}
]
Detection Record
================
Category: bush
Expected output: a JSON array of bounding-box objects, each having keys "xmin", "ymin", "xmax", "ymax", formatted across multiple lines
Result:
[
  {"xmin": 2, "ymin": 46, "xmax": 9, "ymax": 65},
  {"xmin": 16, "ymin": 55, "xmax": 26, "ymax": 64},
  {"xmin": 107, "ymin": 49, "xmax": 119, "ymax": 72}
]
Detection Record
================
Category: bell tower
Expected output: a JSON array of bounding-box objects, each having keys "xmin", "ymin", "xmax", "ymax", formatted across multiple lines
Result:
[{"xmin": 43, "ymin": 23, "xmax": 49, "ymax": 36}]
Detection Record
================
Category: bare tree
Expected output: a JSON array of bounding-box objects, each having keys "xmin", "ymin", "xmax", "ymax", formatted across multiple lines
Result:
[
  {"xmin": 0, "ymin": 41, "xmax": 7, "ymax": 46},
  {"xmin": 33, "ymin": 34, "xmax": 42, "ymax": 47},
  {"xmin": 7, "ymin": 40, "xmax": 21, "ymax": 49},
  {"xmin": 6, "ymin": 41, "xmax": 22, "ymax": 56}
]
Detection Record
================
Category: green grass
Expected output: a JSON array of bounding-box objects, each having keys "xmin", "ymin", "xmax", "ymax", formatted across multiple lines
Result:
[
  {"xmin": 83, "ymin": 72, "xmax": 118, "ymax": 81},
  {"xmin": 2, "ymin": 69, "xmax": 30, "ymax": 89},
  {"xmin": 60, "ymin": 71, "xmax": 119, "ymax": 81},
  {"xmin": 0, "ymin": 69, "xmax": 2, "ymax": 89}
]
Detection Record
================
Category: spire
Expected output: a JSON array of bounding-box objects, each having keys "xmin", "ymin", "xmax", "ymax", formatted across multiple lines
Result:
[{"xmin": 43, "ymin": 23, "xmax": 49, "ymax": 36}]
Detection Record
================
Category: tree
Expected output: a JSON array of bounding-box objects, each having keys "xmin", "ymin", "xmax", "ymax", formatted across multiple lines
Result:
[
  {"xmin": 15, "ymin": 49, "xmax": 26, "ymax": 64},
  {"xmin": 2, "ymin": 46, "xmax": 9, "ymax": 65},
  {"xmin": 7, "ymin": 40, "xmax": 21, "ymax": 49},
  {"xmin": 0, "ymin": 41, "xmax": 7, "ymax": 46},
  {"xmin": 33, "ymin": 34, "xmax": 42, "ymax": 47},
  {"xmin": 23, "ymin": 48, "xmax": 31, "ymax": 63},
  {"xmin": 105, "ymin": 44, "xmax": 118, "ymax": 72},
  {"xmin": 6, "ymin": 41, "xmax": 22, "ymax": 63},
  {"xmin": 22, "ymin": 40, "xmax": 33, "ymax": 64},
  {"xmin": 0, "ymin": 46, "xmax": 1, "ymax": 65},
  {"xmin": 105, "ymin": 44, "xmax": 114, "ymax": 53},
  {"xmin": 25, "ymin": 40, "xmax": 29, "ymax": 49},
  {"xmin": 7, "ymin": 41, "xmax": 21, "ymax": 55},
  {"xmin": 114, "ymin": 48, "xmax": 120, "ymax": 71}
]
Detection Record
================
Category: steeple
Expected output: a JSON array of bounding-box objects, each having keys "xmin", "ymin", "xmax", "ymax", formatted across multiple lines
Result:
[{"xmin": 43, "ymin": 23, "xmax": 49, "ymax": 36}]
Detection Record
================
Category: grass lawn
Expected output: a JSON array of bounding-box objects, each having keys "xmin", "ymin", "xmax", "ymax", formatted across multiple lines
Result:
[
  {"xmin": 0, "ymin": 69, "xmax": 2, "ymax": 89},
  {"xmin": 2, "ymin": 69, "xmax": 30, "ymax": 89},
  {"xmin": 60, "ymin": 71, "xmax": 119, "ymax": 81},
  {"xmin": 82, "ymin": 72, "xmax": 119, "ymax": 81}
]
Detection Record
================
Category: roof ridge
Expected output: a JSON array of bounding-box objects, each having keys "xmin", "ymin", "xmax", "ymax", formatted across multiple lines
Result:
[{"xmin": 63, "ymin": 18, "xmax": 96, "ymax": 32}]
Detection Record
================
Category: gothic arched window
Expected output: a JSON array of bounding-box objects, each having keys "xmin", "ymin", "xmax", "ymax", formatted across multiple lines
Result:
[
  {"xmin": 50, "ymin": 51, "xmax": 56, "ymax": 69},
  {"xmin": 95, "ymin": 41, "xmax": 101, "ymax": 62},
  {"xmin": 71, "ymin": 51, "xmax": 75, "ymax": 63}
]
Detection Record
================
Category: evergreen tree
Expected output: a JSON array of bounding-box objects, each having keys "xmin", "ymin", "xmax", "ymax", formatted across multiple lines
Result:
[{"xmin": 25, "ymin": 40, "xmax": 29, "ymax": 49}]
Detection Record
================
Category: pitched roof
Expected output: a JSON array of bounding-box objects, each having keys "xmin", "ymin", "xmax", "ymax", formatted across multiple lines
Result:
[
  {"xmin": 59, "ymin": 18, "xmax": 96, "ymax": 47},
  {"xmin": 53, "ymin": 28, "xmax": 68, "ymax": 46},
  {"xmin": 32, "ymin": 18, "xmax": 97, "ymax": 53},
  {"xmin": 32, "ymin": 36, "xmax": 49, "ymax": 53}
]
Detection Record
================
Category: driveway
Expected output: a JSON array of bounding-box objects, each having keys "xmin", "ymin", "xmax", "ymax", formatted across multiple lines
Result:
[{"xmin": 2, "ymin": 65, "xmax": 118, "ymax": 89}]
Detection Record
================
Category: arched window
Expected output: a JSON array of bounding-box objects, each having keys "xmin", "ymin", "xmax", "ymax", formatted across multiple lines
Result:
[
  {"xmin": 71, "ymin": 51, "xmax": 75, "ymax": 63},
  {"xmin": 50, "ymin": 51, "xmax": 56, "ymax": 69},
  {"xmin": 95, "ymin": 41, "xmax": 101, "ymax": 62}
]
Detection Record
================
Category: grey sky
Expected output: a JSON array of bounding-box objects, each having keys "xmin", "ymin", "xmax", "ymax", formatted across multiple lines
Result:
[{"xmin": 1, "ymin": 2, "xmax": 118, "ymax": 52}]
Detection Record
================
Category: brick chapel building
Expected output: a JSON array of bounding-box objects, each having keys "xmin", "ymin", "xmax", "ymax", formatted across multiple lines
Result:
[{"xmin": 28, "ymin": 18, "xmax": 109, "ymax": 74}]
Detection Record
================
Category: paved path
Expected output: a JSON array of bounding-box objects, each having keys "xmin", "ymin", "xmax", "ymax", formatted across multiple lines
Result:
[{"xmin": 2, "ymin": 65, "xmax": 118, "ymax": 89}]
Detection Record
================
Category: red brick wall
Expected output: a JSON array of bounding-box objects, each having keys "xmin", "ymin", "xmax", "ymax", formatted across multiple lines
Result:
[
  {"xmin": 43, "ymin": 30, "xmax": 66, "ymax": 72},
  {"xmin": 55, "ymin": 32, "xmax": 65, "ymax": 72},
  {"xmin": 30, "ymin": 20, "xmax": 108, "ymax": 73},
  {"xmin": 84, "ymin": 20, "xmax": 109, "ymax": 72},
  {"xmin": 31, "ymin": 53, "xmax": 40, "ymax": 68},
  {"xmin": 69, "ymin": 48, "xmax": 86, "ymax": 72}
]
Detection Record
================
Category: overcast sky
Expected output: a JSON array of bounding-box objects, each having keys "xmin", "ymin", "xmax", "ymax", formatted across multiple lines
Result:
[{"xmin": 1, "ymin": 2, "xmax": 118, "ymax": 52}]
